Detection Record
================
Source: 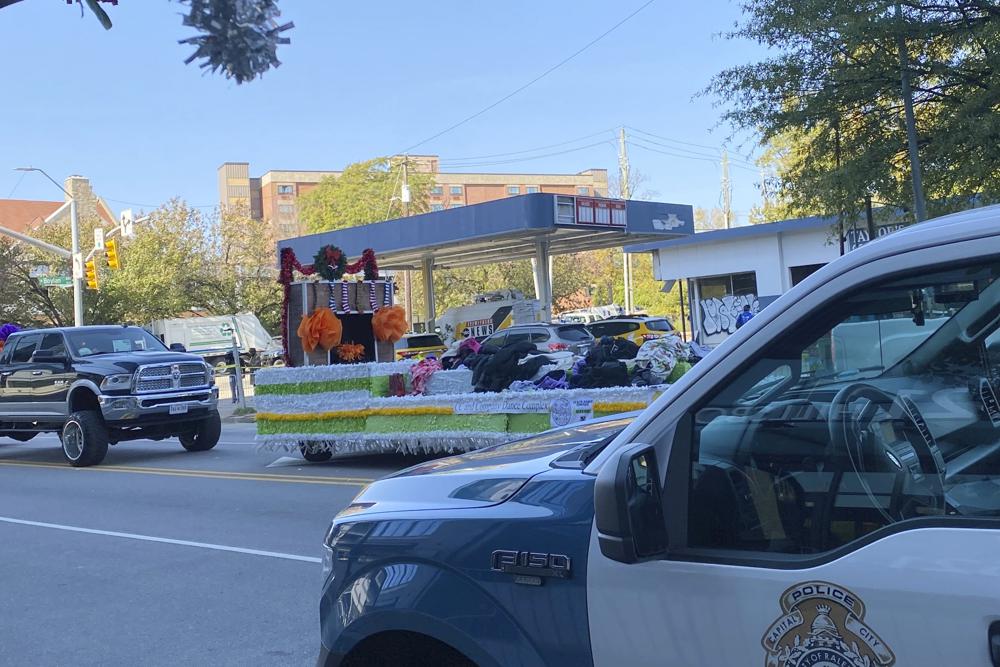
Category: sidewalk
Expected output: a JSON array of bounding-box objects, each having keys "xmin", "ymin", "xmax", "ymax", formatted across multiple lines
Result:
[{"xmin": 217, "ymin": 396, "xmax": 256, "ymax": 423}]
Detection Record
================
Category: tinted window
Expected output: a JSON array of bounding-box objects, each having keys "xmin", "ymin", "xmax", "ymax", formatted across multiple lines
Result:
[
  {"xmin": 557, "ymin": 325, "xmax": 593, "ymax": 341},
  {"xmin": 645, "ymin": 319, "xmax": 673, "ymax": 332},
  {"xmin": 67, "ymin": 328, "xmax": 167, "ymax": 357},
  {"xmin": 39, "ymin": 333, "xmax": 66, "ymax": 355},
  {"xmin": 589, "ymin": 321, "xmax": 639, "ymax": 337},
  {"xmin": 10, "ymin": 335, "xmax": 41, "ymax": 363},
  {"xmin": 505, "ymin": 331, "xmax": 532, "ymax": 345},
  {"xmin": 398, "ymin": 335, "xmax": 443, "ymax": 349},
  {"xmin": 530, "ymin": 330, "xmax": 550, "ymax": 343},
  {"xmin": 482, "ymin": 331, "xmax": 506, "ymax": 349},
  {"xmin": 685, "ymin": 260, "xmax": 1000, "ymax": 557}
]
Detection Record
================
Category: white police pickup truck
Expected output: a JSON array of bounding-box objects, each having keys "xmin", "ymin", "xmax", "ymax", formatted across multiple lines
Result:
[{"xmin": 318, "ymin": 205, "xmax": 1000, "ymax": 667}]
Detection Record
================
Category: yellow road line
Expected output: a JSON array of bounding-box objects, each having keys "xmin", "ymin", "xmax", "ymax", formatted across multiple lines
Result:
[{"xmin": 0, "ymin": 460, "xmax": 373, "ymax": 486}]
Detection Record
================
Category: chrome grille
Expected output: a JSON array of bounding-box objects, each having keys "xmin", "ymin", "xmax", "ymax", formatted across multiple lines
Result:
[{"xmin": 135, "ymin": 362, "xmax": 208, "ymax": 394}]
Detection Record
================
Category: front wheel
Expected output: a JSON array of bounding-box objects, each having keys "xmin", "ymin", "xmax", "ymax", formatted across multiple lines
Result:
[
  {"xmin": 180, "ymin": 410, "xmax": 222, "ymax": 452},
  {"xmin": 62, "ymin": 411, "xmax": 109, "ymax": 467},
  {"xmin": 299, "ymin": 441, "xmax": 332, "ymax": 462}
]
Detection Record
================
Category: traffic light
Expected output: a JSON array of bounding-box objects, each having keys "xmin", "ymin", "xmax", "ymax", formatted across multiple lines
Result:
[
  {"xmin": 84, "ymin": 260, "xmax": 99, "ymax": 290},
  {"xmin": 104, "ymin": 238, "xmax": 121, "ymax": 271}
]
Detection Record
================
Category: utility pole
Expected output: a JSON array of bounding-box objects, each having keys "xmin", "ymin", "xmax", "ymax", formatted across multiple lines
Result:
[
  {"xmin": 15, "ymin": 167, "xmax": 83, "ymax": 326},
  {"xmin": 720, "ymin": 149, "xmax": 733, "ymax": 229},
  {"xmin": 895, "ymin": 1, "xmax": 927, "ymax": 222},
  {"xmin": 400, "ymin": 158, "xmax": 414, "ymax": 329},
  {"xmin": 618, "ymin": 127, "xmax": 633, "ymax": 313}
]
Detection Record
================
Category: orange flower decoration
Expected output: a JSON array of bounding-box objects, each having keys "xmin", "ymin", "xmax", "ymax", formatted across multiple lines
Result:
[
  {"xmin": 372, "ymin": 305, "xmax": 408, "ymax": 343},
  {"xmin": 297, "ymin": 308, "xmax": 342, "ymax": 353},
  {"xmin": 336, "ymin": 342, "xmax": 366, "ymax": 362}
]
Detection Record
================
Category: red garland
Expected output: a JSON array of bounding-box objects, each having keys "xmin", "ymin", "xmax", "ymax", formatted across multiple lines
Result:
[{"xmin": 277, "ymin": 247, "xmax": 379, "ymax": 365}]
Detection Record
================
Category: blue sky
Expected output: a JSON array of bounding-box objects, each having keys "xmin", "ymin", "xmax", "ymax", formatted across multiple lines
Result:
[{"xmin": 0, "ymin": 0, "xmax": 765, "ymax": 221}]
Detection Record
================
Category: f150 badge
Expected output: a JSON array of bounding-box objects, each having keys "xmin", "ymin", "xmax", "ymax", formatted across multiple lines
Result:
[
  {"xmin": 762, "ymin": 581, "xmax": 895, "ymax": 667},
  {"xmin": 490, "ymin": 550, "xmax": 571, "ymax": 579}
]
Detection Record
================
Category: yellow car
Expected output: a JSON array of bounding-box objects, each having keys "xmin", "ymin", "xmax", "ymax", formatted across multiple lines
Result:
[
  {"xmin": 394, "ymin": 333, "xmax": 448, "ymax": 361},
  {"xmin": 587, "ymin": 317, "xmax": 675, "ymax": 347}
]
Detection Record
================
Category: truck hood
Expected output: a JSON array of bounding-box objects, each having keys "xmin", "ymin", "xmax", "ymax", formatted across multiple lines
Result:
[
  {"xmin": 343, "ymin": 416, "xmax": 634, "ymax": 515},
  {"xmin": 76, "ymin": 351, "xmax": 207, "ymax": 374}
]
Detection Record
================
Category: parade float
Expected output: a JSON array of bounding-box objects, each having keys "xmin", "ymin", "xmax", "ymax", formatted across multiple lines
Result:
[{"xmin": 257, "ymin": 246, "xmax": 687, "ymax": 459}]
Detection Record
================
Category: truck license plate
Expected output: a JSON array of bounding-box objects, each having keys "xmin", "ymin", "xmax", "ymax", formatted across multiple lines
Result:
[{"xmin": 169, "ymin": 403, "xmax": 189, "ymax": 415}]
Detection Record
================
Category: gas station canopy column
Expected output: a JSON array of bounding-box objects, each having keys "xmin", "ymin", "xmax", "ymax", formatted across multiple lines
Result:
[{"xmin": 278, "ymin": 194, "xmax": 694, "ymax": 329}]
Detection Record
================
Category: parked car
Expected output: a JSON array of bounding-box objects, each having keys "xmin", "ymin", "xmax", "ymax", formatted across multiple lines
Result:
[
  {"xmin": 394, "ymin": 333, "xmax": 448, "ymax": 360},
  {"xmin": 0, "ymin": 325, "xmax": 220, "ymax": 466},
  {"xmin": 316, "ymin": 206, "xmax": 1000, "ymax": 667},
  {"xmin": 587, "ymin": 316, "xmax": 674, "ymax": 346},
  {"xmin": 480, "ymin": 322, "xmax": 594, "ymax": 354}
]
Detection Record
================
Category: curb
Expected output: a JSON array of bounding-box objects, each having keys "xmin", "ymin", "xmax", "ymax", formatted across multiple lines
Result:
[{"xmin": 222, "ymin": 414, "xmax": 257, "ymax": 424}]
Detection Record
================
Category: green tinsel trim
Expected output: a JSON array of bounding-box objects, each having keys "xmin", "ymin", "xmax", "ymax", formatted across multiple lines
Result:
[
  {"xmin": 370, "ymin": 375, "xmax": 390, "ymax": 397},
  {"xmin": 254, "ymin": 377, "xmax": 371, "ymax": 396},
  {"xmin": 507, "ymin": 413, "xmax": 552, "ymax": 433},
  {"xmin": 365, "ymin": 414, "xmax": 507, "ymax": 434},
  {"xmin": 257, "ymin": 418, "xmax": 365, "ymax": 435}
]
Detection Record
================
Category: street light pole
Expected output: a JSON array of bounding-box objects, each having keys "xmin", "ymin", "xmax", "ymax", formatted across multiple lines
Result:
[{"xmin": 15, "ymin": 167, "xmax": 84, "ymax": 326}]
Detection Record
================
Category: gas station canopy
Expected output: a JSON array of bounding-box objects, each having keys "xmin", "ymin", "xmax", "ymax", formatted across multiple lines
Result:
[{"xmin": 278, "ymin": 193, "xmax": 694, "ymax": 323}]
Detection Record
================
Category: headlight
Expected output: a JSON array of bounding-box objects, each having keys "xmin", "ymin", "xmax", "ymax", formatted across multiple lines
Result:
[{"xmin": 100, "ymin": 373, "xmax": 133, "ymax": 391}]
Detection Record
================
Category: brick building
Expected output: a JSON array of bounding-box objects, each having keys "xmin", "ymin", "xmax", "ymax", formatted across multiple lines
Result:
[{"xmin": 218, "ymin": 158, "xmax": 609, "ymax": 239}]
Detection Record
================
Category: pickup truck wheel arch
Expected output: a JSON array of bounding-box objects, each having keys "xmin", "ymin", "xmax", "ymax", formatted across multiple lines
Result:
[
  {"xmin": 62, "ymin": 411, "xmax": 109, "ymax": 467},
  {"xmin": 68, "ymin": 385, "xmax": 101, "ymax": 413},
  {"xmin": 340, "ymin": 630, "xmax": 474, "ymax": 667}
]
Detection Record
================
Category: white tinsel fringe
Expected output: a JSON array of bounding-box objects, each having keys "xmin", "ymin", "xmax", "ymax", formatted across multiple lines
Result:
[
  {"xmin": 254, "ymin": 360, "xmax": 416, "ymax": 386},
  {"xmin": 255, "ymin": 431, "xmax": 510, "ymax": 456}
]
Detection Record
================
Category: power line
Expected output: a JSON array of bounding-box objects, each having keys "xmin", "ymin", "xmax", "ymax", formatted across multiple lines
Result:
[
  {"xmin": 438, "ymin": 128, "xmax": 616, "ymax": 164},
  {"xmin": 626, "ymin": 125, "xmax": 754, "ymax": 166},
  {"xmin": 628, "ymin": 139, "xmax": 759, "ymax": 173},
  {"xmin": 439, "ymin": 140, "xmax": 615, "ymax": 170},
  {"xmin": 6, "ymin": 171, "xmax": 27, "ymax": 198},
  {"xmin": 396, "ymin": 0, "xmax": 657, "ymax": 155}
]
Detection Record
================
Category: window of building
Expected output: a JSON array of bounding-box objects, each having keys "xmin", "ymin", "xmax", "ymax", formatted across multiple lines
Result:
[
  {"xmin": 278, "ymin": 204, "xmax": 295, "ymax": 215},
  {"xmin": 577, "ymin": 187, "xmax": 590, "ymax": 196},
  {"xmin": 526, "ymin": 186, "xmax": 539, "ymax": 194},
  {"xmin": 790, "ymin": 263, "xmax": 826, "ymax": 286},
  {"xmin": 277, "ymin": 184, "xmax": 294, "ymax": 195},
  {"xmin": 431, "ymin": 204, "xmax": 444, "ymax": 212},
  {"xmin": 684, "ymin": 260, "xmax": 1000, "ymax": 557},
  {"xmin": 507, "ymin": 186, "xmax": 520, "ymax": 195},
  {"xmin": 431, "ymin": 186, "xmax": 443, "ymax": 196},
  {"xmin": 450, "ymin": 185, "xmax": 463, "ymax": 196}
]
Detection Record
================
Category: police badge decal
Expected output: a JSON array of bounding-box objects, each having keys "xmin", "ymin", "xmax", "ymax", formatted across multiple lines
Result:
[{"xmin": 762, "ymin": 581, "xmax": 895, "ymax": 667}]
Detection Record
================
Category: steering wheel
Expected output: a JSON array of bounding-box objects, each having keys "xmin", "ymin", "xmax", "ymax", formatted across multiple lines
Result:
[{"xmin": 826, "ymin": 383, "xmax": 945, "ymax": 527}]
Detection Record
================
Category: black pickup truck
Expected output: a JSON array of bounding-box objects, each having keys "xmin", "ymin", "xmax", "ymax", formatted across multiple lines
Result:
[{"xmin": 0, "ymin": 325, "xmax": 221, "ymax": 466}]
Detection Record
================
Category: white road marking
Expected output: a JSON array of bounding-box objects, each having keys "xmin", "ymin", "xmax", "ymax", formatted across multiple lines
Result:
[
  {"xmin": 266, "ymin": 456, "xmax": 307, "ymax": 468},
  {"xmin": 0, "ymin": 515, "xmax": 322, "ymax": 563}
]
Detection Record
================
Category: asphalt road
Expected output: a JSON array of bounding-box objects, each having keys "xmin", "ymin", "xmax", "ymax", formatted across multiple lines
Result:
[{"xmin": 0, "ymin": 424, "xmax": 421, "ymax": 666}]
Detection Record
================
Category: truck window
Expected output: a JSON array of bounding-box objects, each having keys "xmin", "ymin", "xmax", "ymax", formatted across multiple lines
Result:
[
  {"xmin": 10, "ymin": 335, "xmax": 41, "ymax": 363},
  {"xmin": 39, "ymin": 333, "xmax": 67, "ymax": 356},
  {"xmin": 683, "ymin": 259, "xmax": 1000, "ymax": 557}
]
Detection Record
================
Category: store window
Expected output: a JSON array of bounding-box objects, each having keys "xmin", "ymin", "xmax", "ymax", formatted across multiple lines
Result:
[
  {"xmin": 790, "ymin": 263, "xmax": 826, "ymax": 286},
  {"xmin": 695, "ymin": 272, "xmax": 759, "ymax": 344}
]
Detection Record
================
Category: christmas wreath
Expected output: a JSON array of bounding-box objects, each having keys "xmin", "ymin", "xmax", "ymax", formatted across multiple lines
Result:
[{"xmin": 313, "ymin": 245, "xmax": 347, "ymax": 281}]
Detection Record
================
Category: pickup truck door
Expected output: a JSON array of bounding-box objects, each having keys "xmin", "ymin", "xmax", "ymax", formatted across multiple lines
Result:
[
  {"xmin": 24, "ymin": 333, "xmax": 72, "ymax": 416},
  {"xmin": 0, "ymin": 333, "xmax": 42, "ymax": 414},
  {"xmin": 588, "ymin": 252, "xmax": 1000, "ymax": 667}
]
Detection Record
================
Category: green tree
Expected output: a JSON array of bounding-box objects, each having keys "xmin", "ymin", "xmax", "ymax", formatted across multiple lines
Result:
[
  {"xmin": 299, "ymin": 158, "xmax": 436, "ymax": 233},
  {"xmin": 0, "ymin": 0, "xmax": 293, "ymax": 84},
  {"xmin": 708, "ymin": 0, "xmax": 1000, "ymax": 224}
]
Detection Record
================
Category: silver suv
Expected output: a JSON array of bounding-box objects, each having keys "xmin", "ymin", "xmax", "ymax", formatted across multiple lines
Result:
[{"xmin": 480, "ymin": 323, "xmax": 594, "ymax": 354}]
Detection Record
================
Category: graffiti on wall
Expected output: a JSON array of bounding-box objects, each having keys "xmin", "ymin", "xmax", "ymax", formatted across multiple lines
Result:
[{"xmin": 699, "ymin": 293, "xmax": 760, "ymax": 337}]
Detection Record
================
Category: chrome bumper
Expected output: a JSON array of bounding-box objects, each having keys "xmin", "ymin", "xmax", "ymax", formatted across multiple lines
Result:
[{"xmin": 98, "ymin": 387, "xmax": 219, "ymax": 421}]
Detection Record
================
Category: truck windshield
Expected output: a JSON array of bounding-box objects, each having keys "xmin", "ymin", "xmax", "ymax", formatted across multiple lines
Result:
[{"xmin": 67, "ymin": 328, "xmax": 168, "ymax": 357}]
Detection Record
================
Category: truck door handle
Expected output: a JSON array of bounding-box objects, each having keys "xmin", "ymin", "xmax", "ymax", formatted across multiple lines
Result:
[
  {"xmin": 989, "ymin": 621, "xmax": 1000, "ymax": 666},
  {"xmin": 31, "ymin": 371, "xmax": 44, "ymax": 376}
]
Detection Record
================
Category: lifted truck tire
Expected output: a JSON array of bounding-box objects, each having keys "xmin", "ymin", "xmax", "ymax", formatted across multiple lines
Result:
[
  {"xmin": 61, "ymin": 411, "xmax": 109, "ymax": 467},
  {"xmin": 179, "ymin": 410, "xmax": 222, "ymax": 452},
  {"xmin": 300, "ymin": 441, "xmax": 332, "ymax": 462}
]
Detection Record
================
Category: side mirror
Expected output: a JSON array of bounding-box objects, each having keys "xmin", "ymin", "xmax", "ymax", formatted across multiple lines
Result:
[
  {"xmin": 594, "ymin": 443, "xmax": 668, "ymax": 564},
  {"xmin": 169, "ymin": 343, "xmax": 187, "ymax": 352},
  {"xmin": 30, "ymin": 349, "xmax": 68, "ymax": 365}
]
